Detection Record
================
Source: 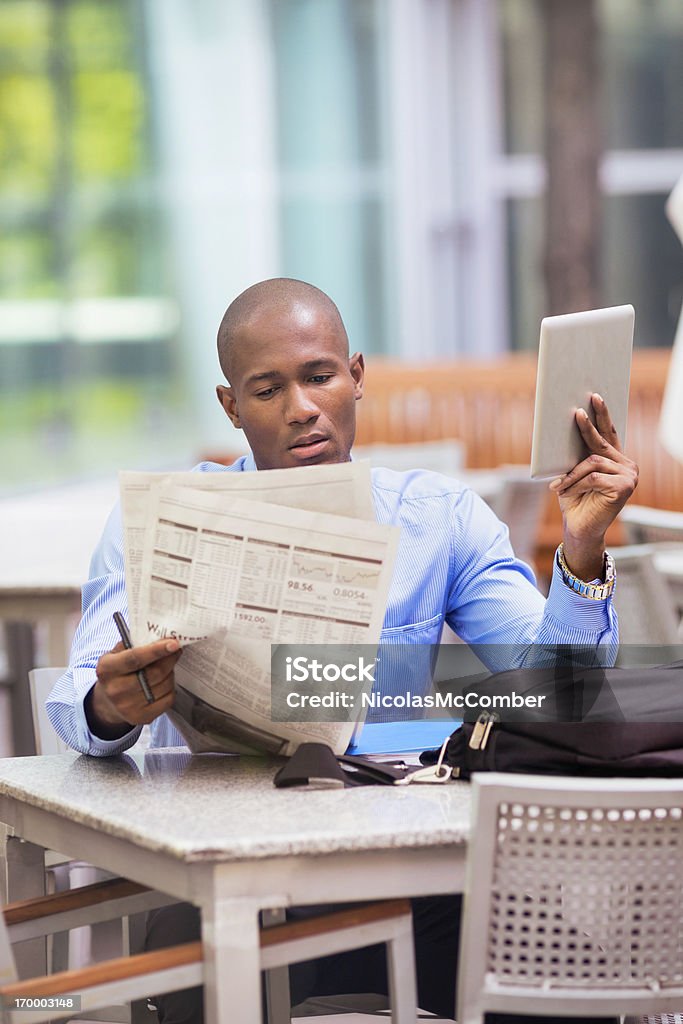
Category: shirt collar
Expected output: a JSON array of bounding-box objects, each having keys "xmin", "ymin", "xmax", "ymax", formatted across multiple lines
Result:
[{"xmin": 242, "ymin": 451, "xmax": 355, "ymax": 471}]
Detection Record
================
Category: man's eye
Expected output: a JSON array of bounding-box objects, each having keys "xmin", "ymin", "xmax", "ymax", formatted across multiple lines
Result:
[
  {"xmin": 309, "ymin": 374, "xmax": 333, "ymax": 384},
  {"xmin": 255, "ymin": 387, "xmax": 277, "ymax": 398}
]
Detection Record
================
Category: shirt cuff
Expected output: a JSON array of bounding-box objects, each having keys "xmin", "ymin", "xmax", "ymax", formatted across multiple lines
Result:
[
  {"xmin": 546, "ymin": 554, "xmax": 613, "ymax": 632},
  {"xmin": 76, "ymin": 681, "xmax": 141, "ymax": 756}
]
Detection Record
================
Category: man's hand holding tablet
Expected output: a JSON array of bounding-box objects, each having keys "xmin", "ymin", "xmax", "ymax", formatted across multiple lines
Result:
[
  {"xmin": 530, "ymin": 305, "xmax": 639, "ymax": 584},
  {"xmin": 550, "ymin": 392, "xmax": 639, "ymax": 582}
]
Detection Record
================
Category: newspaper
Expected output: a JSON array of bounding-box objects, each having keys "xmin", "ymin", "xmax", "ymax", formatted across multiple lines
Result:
[
  {"xmin": 120, "ymin": 463, "xmax": 398, "ymax": 755},
  {"xmin": 120, "ymin": 462, "xmax": 375, "ymax": 641}
]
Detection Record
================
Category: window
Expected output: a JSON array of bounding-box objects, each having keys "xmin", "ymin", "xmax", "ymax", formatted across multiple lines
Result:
[
  {"xmin": 270, "ymin": 0, "xmax": 392, "ymax": 356},
  {"xmin": 499, "ymin": 0, "xmax": 683, "ymax": 349},
  {"xmin": 0, "ymin": 0, "xmax": 181, "ymax": 490}
]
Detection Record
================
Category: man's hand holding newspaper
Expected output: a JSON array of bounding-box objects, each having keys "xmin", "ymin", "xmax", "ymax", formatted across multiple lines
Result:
[{"xmin": 119, "ymin": 462, "xmax": 398, "ymax": 755}]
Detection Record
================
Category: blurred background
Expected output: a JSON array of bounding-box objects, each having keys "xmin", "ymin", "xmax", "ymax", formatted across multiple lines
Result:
[{"xmin": 1, "ymin": 0, "xmax": 682, "ymax": 490}]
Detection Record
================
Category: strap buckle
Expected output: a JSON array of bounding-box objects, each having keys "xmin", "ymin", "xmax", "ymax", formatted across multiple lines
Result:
[{"xmin": 396, "ymin": 736, "xmax": 453, "ymax": 785}]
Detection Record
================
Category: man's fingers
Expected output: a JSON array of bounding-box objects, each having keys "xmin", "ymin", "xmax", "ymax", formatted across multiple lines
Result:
[
  {"xmin": 549, "ymin": 395, "xmax": 630, "ymax": 496},
  {"xmin": 118, "ymin": 639, "xmax": 181, "ymax": 674},
  {"xmin": 95, "ymin": 638, "xmax": 181, "ymax": 725},
  {"xmin": 590, "ymin": 393, "xmax": 623, "ymax": 453},
  {"xmin": 143, "ymin": 659, "xmax": 177, "ymax": 702},
  {"xmin": 550, "ymin": 454, "xmax": 622, "ymax": 493},
  {"xmin": 575, "ymin": 397, "xmax": 625, "ymax": 460},
  {"xmin": 554, "ymin": 471, "xmax": 624, "ymax": 499},
  {"xmin": 133, "ymin": 688, "xmax": 176, "ymax": 725},
  {"xmin": 98, "ymin": 638, "xmax": 181, "ymax": 680},
  {"xmin": 94, "ymin": 653, "xmax": 178, "ymax": 725},
  {"xmin": 575, "ymin": 407, "xmax": 618, "ymax": 458},
  {"xmin": 135, "ymin": 651, "xmax": 182, "ymax": 689},
  {"xmin": 143, "ymin": 673, "xmax": 175, "ymax": 704}
]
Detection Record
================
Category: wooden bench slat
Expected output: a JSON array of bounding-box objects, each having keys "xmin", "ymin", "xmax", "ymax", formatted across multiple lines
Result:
[
  {"xmin": 0, "ymin": 942, "xmax": 203, "ymax": 999},
  {"xmin": 1, "ymin": 900, "xmax": 412, "ymax": 1001},
  {"xmin": 259, "ymin": 898, "xmax": 411, "ymax": 949},
  {"xmin": 3, "ymin": 879, "xmax": 151, "ymax": 926}
]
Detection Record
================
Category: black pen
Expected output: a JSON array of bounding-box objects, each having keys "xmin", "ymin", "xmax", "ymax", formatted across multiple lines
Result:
[{"xmin": 112, "ymin": 612, "xmax": 155, "ymax": 704}]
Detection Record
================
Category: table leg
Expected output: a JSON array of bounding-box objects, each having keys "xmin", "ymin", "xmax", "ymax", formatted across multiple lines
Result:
[
  {"xmin": 201, "ymin": 896, "xmax": 263, "ymax": 1024},
  {"xmin": 0, "ymin": 822, "xmax": 14, "ymax": 904},
  {"xmin": 6, "ymin": 836, "xmax": 47, "ymax": 979},
  {"xmin": 386, "ymin": 919, "xmax": 419, "ymax": 1024},
  {"xmin": 262, "ymin": 908, "xmax": 291, "ymax": 1024}
]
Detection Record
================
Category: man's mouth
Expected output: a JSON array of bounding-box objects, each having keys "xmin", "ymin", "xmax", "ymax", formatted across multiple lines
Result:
[{"xmin": 288, "ymin": 435, "xmax": 331, "ymax": 459}]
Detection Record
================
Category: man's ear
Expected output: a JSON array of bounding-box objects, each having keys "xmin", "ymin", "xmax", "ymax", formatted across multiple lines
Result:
[
  {"xmin": 349, "ymin": 352, "xmax": 365, "ymax": 401},
  {"xmin": 216, "ymin": 384, "xmax": 241, "ymax": 429}
]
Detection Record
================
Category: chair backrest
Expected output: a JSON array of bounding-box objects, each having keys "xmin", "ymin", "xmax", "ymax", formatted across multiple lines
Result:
[
  {"xmin": 620, "ymin": 504, "xmax": 683, "ymax": 545},
  {"xmin": 487, "ymin": 473, "xmax": 548, "ymax": 569},
  {"xmin": 458, "ymin": 773, "xmax": 683, "ymax": 1024},
  {"xmin": 28, "ymin": 668, "xmax": 70, "ymax": 756},
  {"xmin": 352, "ymin": 438, "xmax": 466, "ymax": 477},
  {"xmin": 610, "ymin": 545, "xmax": 681, "ymax": 652}
]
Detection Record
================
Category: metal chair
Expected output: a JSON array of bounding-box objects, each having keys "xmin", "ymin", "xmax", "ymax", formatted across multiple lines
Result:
[
  {"xmin": 487, "ymin": 473, "xmax": 548, "ymax": 575},
  {"xmin": 28, "ymin": 669, "xmax": 71, "ymax": 757},
  {"xmin": 620, "ymin": 505, "xmax": 683, "ymax": 545},
  {"xmin": 28, "ymin": 668, "xmax": 136, "ymax": 975},
  {"xmin": 609, "ymin": 546, "xmax": 682, "ymax": 663},
  {"xmin": 457, "ymin": 773, "xmax": 683, "ymax": 1024},
  {"xmin": 352, "ymin": 437, "xmax": 466, "ymax": 477}
]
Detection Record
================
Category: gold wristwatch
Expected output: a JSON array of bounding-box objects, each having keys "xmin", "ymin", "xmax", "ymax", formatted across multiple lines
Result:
[{"xmin": 557, "ymin": 543, "xmax": 616, "ymax": 601}]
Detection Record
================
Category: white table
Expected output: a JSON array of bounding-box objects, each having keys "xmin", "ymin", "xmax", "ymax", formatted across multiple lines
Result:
[
  {"xmin": 0, "ymin": 750, "xmax": 471, "ymax": 1024},
  {"xmin": 0, "ymin": 481, "xmax": 117, "ymax": 659}
]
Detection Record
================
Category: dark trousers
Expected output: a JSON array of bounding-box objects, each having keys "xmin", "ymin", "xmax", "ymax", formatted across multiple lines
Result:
[{"xmin": 145, "ymin": 897, "xmax": 618, "ymax": 1023}]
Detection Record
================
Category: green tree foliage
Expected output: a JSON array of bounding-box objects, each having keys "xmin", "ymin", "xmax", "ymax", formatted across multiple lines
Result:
[{"xmin": 0, "ymin": 0, "xmax": 151, "ymax": 298}]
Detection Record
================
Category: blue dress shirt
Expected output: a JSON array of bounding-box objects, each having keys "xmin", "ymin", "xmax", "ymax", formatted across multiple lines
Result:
[{"xmin": 47, "ymin": 454, "xmax": 617, "ymax": 755}]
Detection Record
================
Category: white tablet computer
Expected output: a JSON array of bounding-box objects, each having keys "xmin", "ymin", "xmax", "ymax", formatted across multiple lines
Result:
[{"xmin": 530, "ymin": 305, "xmax": 634, "ymax": 479}]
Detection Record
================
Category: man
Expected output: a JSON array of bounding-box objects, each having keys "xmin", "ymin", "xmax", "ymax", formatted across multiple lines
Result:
[{"xmin": 48, "ymin": 278, "xmax": 637, "ymax": 1019}]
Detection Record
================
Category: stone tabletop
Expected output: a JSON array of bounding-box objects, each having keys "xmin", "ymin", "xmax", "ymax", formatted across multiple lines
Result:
[{"xmin": 0, "ymin": 749, "xmax": 472, "ymax": 863}]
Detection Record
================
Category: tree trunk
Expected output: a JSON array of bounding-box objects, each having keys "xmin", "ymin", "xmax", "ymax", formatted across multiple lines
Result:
[{"xmin": 541, "ymin": 0, "xmax": 602, "ymax": 315}]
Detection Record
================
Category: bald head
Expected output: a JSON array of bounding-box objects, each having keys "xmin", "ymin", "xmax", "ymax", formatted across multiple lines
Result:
[{"xmin": 217, "ymin": 278, "xmax": 348, "ymax": 383}]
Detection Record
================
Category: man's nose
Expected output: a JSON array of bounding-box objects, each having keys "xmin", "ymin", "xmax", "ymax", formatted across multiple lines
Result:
[{"xmin": 285, "ymin": 385, "xmax": 320, "ymax": 424}]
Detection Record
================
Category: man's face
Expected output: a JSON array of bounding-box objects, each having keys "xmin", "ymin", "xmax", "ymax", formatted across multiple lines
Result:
[{"xmin": 216, "ymin": 304, "xmax": 364, "ymax": 471}]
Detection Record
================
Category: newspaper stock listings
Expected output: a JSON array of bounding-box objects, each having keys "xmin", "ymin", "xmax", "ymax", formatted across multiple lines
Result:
[{"xmin": 120, "ymin": 463, "xmax": 398, "ymax": 755}]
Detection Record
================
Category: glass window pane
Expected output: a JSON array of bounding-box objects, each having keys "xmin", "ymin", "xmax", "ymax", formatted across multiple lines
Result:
[
  {"xmin": 604, "ymin": 193, "xmax": 682, "ymax": 347},
  {"xmin": 603, "ymin": 0, "xmax": 683, "ymax": 150},
  {"xmin": 506, "ymin": 192, "xmax": 683, "ymax": 351},
  {"xmin": 500, "ymin": 0, "xmax": 683, "ymax": 155},
  {"xmin": 270, "ymin": 0, "xmax": 391, "ymax": 355},
  {"xmin": 505, "ymin": 196, "xmax": 544, "ymax": 350},
  {"xmin": 499, "ymin": 0, "xmax": 543, "ymax": 155},
  {"xmin": 0, "ymin": 0, "xmax": 181, "ymax": 491}
]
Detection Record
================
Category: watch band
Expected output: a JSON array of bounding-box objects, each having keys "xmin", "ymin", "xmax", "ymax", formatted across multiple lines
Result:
[{"xmin": 557, "ymin": 544, "xmax": 616, "ymax": 601}]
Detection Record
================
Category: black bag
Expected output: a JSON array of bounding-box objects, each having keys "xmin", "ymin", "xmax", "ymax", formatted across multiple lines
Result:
[{"xmin": 420, "ymin": 659, "xmax": 683, "ymax": 779}]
